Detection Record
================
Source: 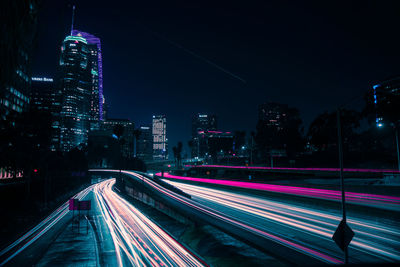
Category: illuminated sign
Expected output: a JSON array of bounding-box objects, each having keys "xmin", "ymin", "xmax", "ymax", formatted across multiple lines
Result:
[
  {"xmin": 32, "ymin": 77, "xmax": 53, "ymax": 82},
  {"xmin": 64, "ymin": 36, "xmax": 87, "ymax": 44},
  {"xmin": 199, "ymin": 114, "xmax": 208, "ymax": 118}
]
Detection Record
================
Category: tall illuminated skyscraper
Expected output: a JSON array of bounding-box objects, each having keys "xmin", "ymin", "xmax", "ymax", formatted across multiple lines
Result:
[
  {"xmin": 72, "ymin": 30, "xmax": 104, "ymax": 126},
  {"xmin": 59, "ymin": 35, "xmax": 91, "ymax": 152},
  {"xmin": 152, "ymin": 115, "xmax": 168, "ymax": 160}
]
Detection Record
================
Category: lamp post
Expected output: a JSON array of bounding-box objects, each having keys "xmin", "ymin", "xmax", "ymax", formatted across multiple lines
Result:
[{"xmin": 336, "ymin": 108, "xmax": 348, "ymax": 263}]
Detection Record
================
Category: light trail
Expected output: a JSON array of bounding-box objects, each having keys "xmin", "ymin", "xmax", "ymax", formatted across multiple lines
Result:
[
  {"xmin": 118, "ymin": 170, "xmax": 344, "ymax": 264},
  {"xmin": 0, "ymin": 185, "xmax": 93, "ymax": 266},
  {"xmin": 159, "ymin": 173, "xmax": 400, "ymax": 209},
  {"xmin": 185, "ymin": 164, "xmax": 400, "ymax": 173},
  {"xmin": 93, "ymin": 179, "xmax": 206, "ymax": 267},
  {"xmin": 164, "ymin": 180, "xmax": 400, "ymax": 263}
]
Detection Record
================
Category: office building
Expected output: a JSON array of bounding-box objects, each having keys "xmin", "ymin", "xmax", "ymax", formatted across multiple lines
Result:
[
  {"xmin": 101, "ymin": 119, "xmax": 135, "ymax": 158},
  {"xmin": 152, "ymin": 115, "xmax": 168, "ymax": 160},
  {"xmin": 258, "ymin": 102, "xmax": 288, "ymax": 130},
  {"xmin": 59, "ymin": 35, "xmax": 92, "ymax": 152},
  {"xmin": 373, "ymin": 77, "xmax": 400, "ymax": 126},
  {"xmin": 0, "ymin": 1, "xmax": 38, "ymax": 119},
  {"xmin": 30, "ymin": 77, "xmax": 62, "ymax": 151},
  {"xmin": 191, "ymin": 113, "xmax": 217, "ymax": 158},
  {"xmin": 136, "ymin": 125, "xmax": 153, "ymax": 161},
  {"xmin": 71, "ymin": 30, "xmax": 104, "ymax": 128}
]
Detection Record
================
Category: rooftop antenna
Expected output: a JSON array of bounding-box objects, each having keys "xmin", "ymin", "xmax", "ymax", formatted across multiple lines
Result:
[{"xmin": 70, "ymin": 5, "xmax": 75, "ymax": 35}]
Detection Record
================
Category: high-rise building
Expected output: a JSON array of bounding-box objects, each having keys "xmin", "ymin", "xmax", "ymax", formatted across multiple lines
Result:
[
  {"xmin": 101, "ymin": 119, "xmax": 135, "ymax": 158},
  {"xmin": 59, "ymin": 35, "xmax": 92, "ymax": 152},
  {"xmin": 30, "ymin": 77, "xmax": 62, "ymax": 151},
  {"xmin": 258, "ymin": 102, "xmax": 288, "ymax": 130},
  {"xmin": 0, "ymin": 1, "xmax": 38, "ymax": 119},
  {"xmin": 191, "ymin": 114, "xmax": 217, "ymax": 158},
  {"xmin": 71, "ymin": 30, "xmax": 104, "ymax": 128},
  {"xmin": 136, "ymin": 125, "xmax": 153, "ymax": 161},
  {"xmin": 373, "ymin": 77, "xmax": 400, "ymax": 126},
  {"xmin": 191, "ymin": 114, "xmax": 217, "ymax": 137},
  {"xmin": 152, "ymin": 115, "xmax": 168, "ymax": 160}
]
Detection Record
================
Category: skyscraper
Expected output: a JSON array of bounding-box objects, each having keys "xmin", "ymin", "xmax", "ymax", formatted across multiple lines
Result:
[
  {"xmin": 191, "ymin": 114, "xmax": 217, "ymax": 137},
  {"xmin": 136, "ymin": 125, "xmax": 153, "ymax": 161},
  {"xmin": 71, "ymin": 30, "xmax": 104, "ymax": 127},
  {"xmin": 191, "ymin": 114, "xmax": 217, "ymax": 158},
  {"xmin": 101, "ymin": 119, "xmax": 135, "ymax": 158},
  {"xmin": 59, "ymin": 35, "xmax": 92, "ymax": 151},
  {"xmin": 152, "ymin": 115, "xmax": 168, "ymax": 160},
  {"xmin": 258, "ymin": 102, "xmax": 288, "ymax": 130},
  {"xmin": 30, "ymin": 77, "xmax": 61, "ymax": 151},
  {"xmin": 0, "ymin": 0, "xmax": 38, "ymax": 119}
]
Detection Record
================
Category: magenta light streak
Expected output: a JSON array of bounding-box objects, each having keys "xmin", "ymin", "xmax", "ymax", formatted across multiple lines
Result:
[
  {"xmin": 158, "ymin": 173, "xmax": 400, "ymax": 206},
  {"xmin": 185, "ymin": 164, "xmax": 400, "ymax": 173}
]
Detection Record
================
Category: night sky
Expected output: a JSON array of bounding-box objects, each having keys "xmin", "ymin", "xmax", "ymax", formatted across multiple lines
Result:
[{"xmin": 32, "ymin": 0, "xmax": 400, "ymax": 156}]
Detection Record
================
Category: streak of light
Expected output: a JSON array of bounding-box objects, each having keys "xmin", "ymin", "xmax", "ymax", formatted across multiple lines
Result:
[
  {"xmin": 165, "ymin": 180, "xmax": 400, "ymax": 262},
  {"xmin": 159, "ymin": 173, "xmax": 400, "ymax": 207},
  {"xmin": 0, "ymin": 185, "xmax": 93, "ymax": 266},
  {"xmin": 93, "ymin": 179, "xmax": 206, "ymax": 267}
]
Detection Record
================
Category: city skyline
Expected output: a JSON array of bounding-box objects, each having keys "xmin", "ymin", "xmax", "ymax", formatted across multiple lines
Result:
[{"xmin": 31, "ymin": 1, "xmax": 400, "ymax": 152}]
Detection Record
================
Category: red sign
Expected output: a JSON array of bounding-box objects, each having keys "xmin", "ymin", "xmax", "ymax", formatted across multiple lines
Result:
[
  {"xmin": 78, "ymin": 200, "xmax": 91, "ymax": 210},
  {"xmin": 69, "ymin": 199, "xmax": 78, "ymax": 210}
]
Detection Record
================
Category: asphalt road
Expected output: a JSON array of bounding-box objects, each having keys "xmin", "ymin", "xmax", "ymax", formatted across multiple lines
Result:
[{"xmin": 163, "ymin": 179, "xmax": 400, "ymax": 264}]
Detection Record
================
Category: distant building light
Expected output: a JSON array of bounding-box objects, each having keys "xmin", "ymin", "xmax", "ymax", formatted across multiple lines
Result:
[
  {"xmin": 377, "ymin": 123, "xmax": 383, "ymax": 128},
  {"xmin": 199, "ymin": 114, "xmax": 208, "ymax": 118}
]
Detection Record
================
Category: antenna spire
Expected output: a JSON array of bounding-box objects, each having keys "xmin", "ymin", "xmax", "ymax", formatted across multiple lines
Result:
[{"xmin": 70, "ymin": 5, "xmax": 75, "ymax": 35}]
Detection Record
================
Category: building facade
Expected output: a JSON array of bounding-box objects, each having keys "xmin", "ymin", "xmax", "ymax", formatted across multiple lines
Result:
[
  {"xmin": 30, "ymin": 77, "xmax": 62, "ymax": 151},
  {"xmin": 136, "ymin": 125, "xmax": 153, "ymax": 161},
  {"xmin": 373, "ymin": 77, "xmax": 400, "ymax": 126},
  {"xmin": 0, "ymin": 0, "xmax": 38, "ymax": 119},
  {"xmin": 152, "ymin": 115, "xmax": 168, "ymax": 160},
  {"xmin": 59, "ymin": 35, "xmax": 92, "ymax": 152},
  {"xmin": 258, "ymin": 102, "xmax": 288, "ymax": 130},
  {"xmin": 101, "ymin": 119, "xmax": 135, "ymax": 158},
  {"xmin": 71, "ymin": 30, "xmax": 104, "ymax": 129},
  {"xmin": 191, "ymin": 114, "xmax": 217, "ymax": 158}
]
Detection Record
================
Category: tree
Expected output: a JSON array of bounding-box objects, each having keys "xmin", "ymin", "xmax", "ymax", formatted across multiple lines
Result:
[{"xmin": 307, "ymin": 109, "xmax": 361, "ymax": 152}]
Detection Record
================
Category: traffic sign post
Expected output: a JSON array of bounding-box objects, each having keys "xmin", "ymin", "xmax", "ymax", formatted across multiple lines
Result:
[{"xmin": 332, "ymin": 219, "xmax": 355, "ymax": 254}]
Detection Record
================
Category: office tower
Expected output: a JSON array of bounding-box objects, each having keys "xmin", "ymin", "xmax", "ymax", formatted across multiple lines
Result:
[
  {"xmin": 191, "ymin": 114, "xmax": 217, "ymax": 158},
  {"xmin": 191, "ymin": 114, "xmax": 217, "ymax": 137},
  {"xmin": 373, "ymin": 77, "xmax": 400, "ymax": 126},
  {"xmin": 136, "ymin": 125, "xmax": 153, "ymax": 161},
  {"xmin": 258, "ymin": 102, "xmax": 288, "ymax": 130},
  {"xmin": 101, "ymin": 119, "xmax": 135, "ymax": 158},
  {"xmin": 59, "ymin": 35, "xmax": 92, "ymax": 151},
  {"xmin": 71, "ymin": 30, "xmax": 104, "ymax": 128},
  {"xmin": 30, "ymin": 77, "xmax": 62, "ymax": 151},
  {"xmin": 152, "ymin": 115, "xmax": 168, "ymax": 160},
  {"xmin": 0, "ymin": 0, "xmax": 38, "ymax": 119}
]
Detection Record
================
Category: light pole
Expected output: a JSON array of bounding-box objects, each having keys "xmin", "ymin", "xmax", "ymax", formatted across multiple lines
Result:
[{"xmin": 336, "ymin": 108, "xmax": 348, "ymax": 263}]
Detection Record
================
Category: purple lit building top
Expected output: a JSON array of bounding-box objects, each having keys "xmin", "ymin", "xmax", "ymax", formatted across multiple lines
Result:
[{"xmin": 72, "ymin": 30, "xmax": 104, "ymax": 121}]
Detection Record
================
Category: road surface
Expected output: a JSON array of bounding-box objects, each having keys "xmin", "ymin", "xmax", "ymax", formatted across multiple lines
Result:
[{"xmin": 163, "ymin": 179, "xmax": 400, "ymax": 264}]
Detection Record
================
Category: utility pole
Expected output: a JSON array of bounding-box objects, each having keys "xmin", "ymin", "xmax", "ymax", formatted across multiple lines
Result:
[
  {"xmin": 336, "ymin": 108, "xmax": 348, "ymax": 264},
  {"xmin": 395, "ymin": 126, "xmax": 400, "ymax": 172}
]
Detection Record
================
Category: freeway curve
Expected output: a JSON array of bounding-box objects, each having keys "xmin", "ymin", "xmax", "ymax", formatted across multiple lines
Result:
[
  {"xmin": 0, "ymin": 180, "xmax": 206, "ymax": 267},
  {"xmin": 164, "ymin": 179, "xmax": 400, "ymax": 264},
  {"xmin": 95, "ymin": 170, "xmax": 344, "ymax": 265},
  {"xmin": 92, "ymin": 170, "xmax": 400, "ymax": 265}
]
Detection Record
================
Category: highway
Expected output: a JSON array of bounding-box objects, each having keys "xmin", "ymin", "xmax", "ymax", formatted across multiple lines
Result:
[
  {"xmin": 161, "ymin": 173, "xmax": 400, "ymax": 211},
  {"xmin": 0, "ymin": 185, "xmax": 94, "ymax": 266},
  {"xmin": 163, "ymin": 179, "xmax": 400, "ymax": 264},
  {"xmin": 93, "ymin": 179, "xmax": 206, "ymax": 267},
  {"xmin": 0, "ymin": 180, "xmax": 206, "ymax": 267}
]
